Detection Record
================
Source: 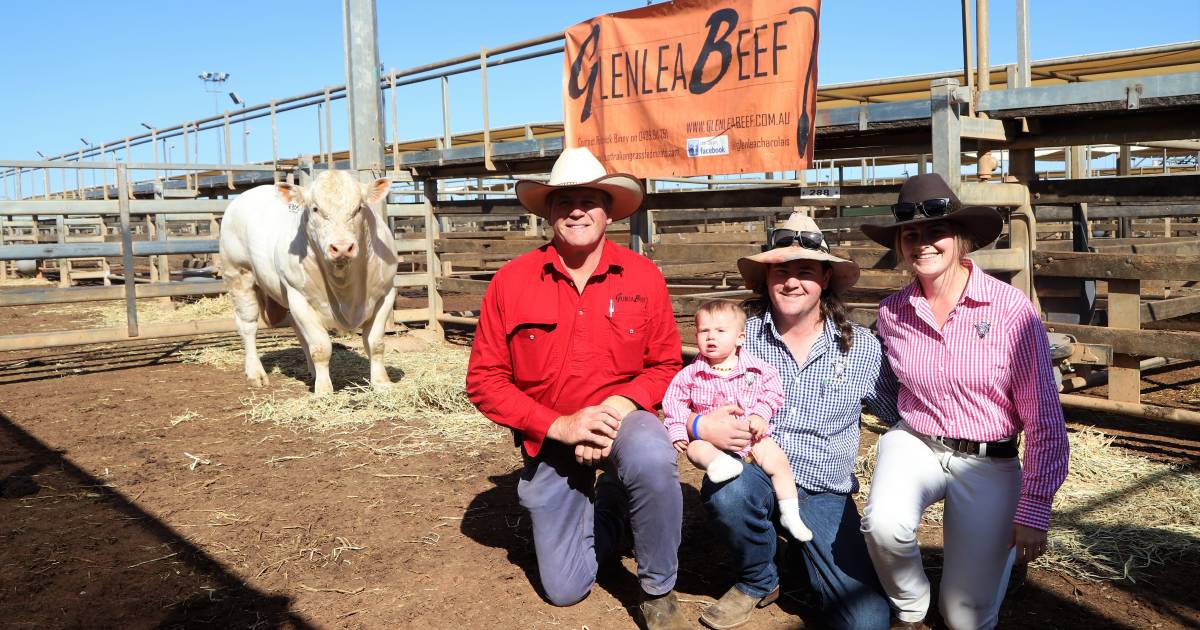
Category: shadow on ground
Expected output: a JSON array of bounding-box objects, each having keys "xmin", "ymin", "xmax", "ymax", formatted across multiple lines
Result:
[{"xmin": 0, "ymin": 411, "xmax": 315, "ymax": 629}]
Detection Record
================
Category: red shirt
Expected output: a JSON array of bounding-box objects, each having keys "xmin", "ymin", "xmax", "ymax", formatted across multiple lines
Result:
[{"xmin": 466, "ymin": 239, "xmax": 682, "ymax": 457}]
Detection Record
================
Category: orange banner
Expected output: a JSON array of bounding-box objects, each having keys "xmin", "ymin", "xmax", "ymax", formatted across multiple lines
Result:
[{"xmin": 563, "ymin": 0, "xmax": 820, "ymax": 179}]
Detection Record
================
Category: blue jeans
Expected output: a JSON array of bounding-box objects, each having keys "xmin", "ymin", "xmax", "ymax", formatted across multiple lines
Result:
[
  {"xmin": 703, "ymin": 463, "xmax": 890, "ymax": 630},
  {"xmin": 517, "ymin": 410, "xmax": 682, "ymax": 606}
]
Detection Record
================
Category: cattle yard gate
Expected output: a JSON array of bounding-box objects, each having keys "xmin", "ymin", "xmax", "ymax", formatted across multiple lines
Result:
[{"xmin": 2, "ymin": 0, "xmax": 1199, "ymax": 427}]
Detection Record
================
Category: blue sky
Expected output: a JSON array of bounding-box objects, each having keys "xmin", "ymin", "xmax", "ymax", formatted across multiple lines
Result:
[{"xmin": 1, "ymin": 0, "xmax": 1197, "ymax": 170}]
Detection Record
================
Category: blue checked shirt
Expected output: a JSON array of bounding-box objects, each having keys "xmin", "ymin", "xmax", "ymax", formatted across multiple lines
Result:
[{"xmin": 743, "ymin": 311, "xmax": 900, "ymax": 494}]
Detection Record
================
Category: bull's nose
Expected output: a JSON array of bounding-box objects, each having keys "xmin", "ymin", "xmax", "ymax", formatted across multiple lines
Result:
[{"xmin": 328, "ymin": 240, "xmax": 358, "ymax": 260}]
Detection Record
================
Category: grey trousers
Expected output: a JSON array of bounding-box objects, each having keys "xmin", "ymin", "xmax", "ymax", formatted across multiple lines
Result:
[{"xmin": 517, "ymin": 410, "xmax": 682, "ymax": 606}]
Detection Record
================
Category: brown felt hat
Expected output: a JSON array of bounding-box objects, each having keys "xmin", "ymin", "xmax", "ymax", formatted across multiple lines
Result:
[{"xmin": 860, "ymin": 173, "xmax": 1003, "ymax": 249}]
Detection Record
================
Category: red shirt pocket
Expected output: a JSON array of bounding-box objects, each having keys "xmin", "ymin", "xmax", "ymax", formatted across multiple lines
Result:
[
  {"xmin": 607, "ymin": 312, "xmax": 648, "ymax": 375},
  {"xmin": 507, "ymin": 320, "xmax": 558, "ymax": 387}
]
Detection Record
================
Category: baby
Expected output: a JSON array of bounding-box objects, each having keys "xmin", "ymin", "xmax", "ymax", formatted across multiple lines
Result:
[{"xmin": 663, "ymin": 299, "xmax": 812, "ymax": 542}]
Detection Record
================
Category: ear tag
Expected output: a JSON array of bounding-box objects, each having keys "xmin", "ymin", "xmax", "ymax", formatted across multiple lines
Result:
[{"xmin": 287, "ymin": 202, "xmax": 301, "ymax": 213}]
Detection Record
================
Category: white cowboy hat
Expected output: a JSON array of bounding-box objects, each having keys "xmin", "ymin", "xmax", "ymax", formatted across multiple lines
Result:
[
  {"xmin": 515, "ymin": 147, "xmax": 645, "ymax": 221},
  {"xmin": 737, "ymin": 213, "xmax": 861, "ymax": 293}
]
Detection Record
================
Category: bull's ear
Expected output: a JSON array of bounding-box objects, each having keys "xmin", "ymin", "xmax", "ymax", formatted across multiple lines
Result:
[
  {"xmin": 275, "ymin": 182, "xmax": 308, "ymax": 205},
  {"xmin": 364, "ymin": 178, "xmax": 392, "ymax": 204}
]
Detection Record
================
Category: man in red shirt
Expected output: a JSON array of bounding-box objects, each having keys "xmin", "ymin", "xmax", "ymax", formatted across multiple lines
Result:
[{"xmin": 466, "ymin": 147, "xmax": 686, "ymax": 629}]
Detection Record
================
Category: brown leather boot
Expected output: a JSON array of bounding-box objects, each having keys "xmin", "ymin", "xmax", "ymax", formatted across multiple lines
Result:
[
  {"xmin": 639, "ymin": 590, "xmax": 691, "ymax": 630},
  {"xmin": 699, "ymin": 585, "xmax": 780, "ymax": 629}
]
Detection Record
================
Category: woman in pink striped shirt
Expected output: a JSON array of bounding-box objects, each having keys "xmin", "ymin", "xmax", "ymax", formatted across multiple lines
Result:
[
  {"xmin": 859, "ymin": 174, "xmax": 1069, "ymax": 630},
  {"xmin": 662, "ymin": 299, "xmax": 812, "ymax": 542}
]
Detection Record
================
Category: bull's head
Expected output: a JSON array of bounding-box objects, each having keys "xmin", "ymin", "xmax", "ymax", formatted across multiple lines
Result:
[{"xmin": 276, "ymin": 171, "xmax": 391, "ymax": 272}]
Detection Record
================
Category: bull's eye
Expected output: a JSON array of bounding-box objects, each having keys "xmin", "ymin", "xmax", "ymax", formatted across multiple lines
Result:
[{"xmin": 312, "ymin": 206, "xmax": 323, "ymax": 217}]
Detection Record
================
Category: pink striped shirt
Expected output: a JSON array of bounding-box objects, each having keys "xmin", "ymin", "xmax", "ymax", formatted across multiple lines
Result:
[
  {"xmin": 876, "ymin": 260, "xmax": 1069, "ymax": 530},
  {"xmin": 662, "ymin": 349, "xmax": 785, "ymax": 458}
]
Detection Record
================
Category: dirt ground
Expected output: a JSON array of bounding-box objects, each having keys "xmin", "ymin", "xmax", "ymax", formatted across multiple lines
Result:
[{"xmin": 0, "ymin": 301, "xmax": 1197, "ymax": 629}]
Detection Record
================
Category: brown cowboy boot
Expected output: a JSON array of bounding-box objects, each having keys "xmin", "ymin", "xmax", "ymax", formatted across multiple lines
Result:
[
  {"xmin": 699, "ymin": 585, "xmax": 780, "ymax": 629},
  {"xmin": 640, "ymin": 590, "xmax": 690, "ymax": 630}
]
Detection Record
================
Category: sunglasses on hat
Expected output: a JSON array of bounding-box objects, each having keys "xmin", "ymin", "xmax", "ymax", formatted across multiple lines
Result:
[
  {"xmin": 890, "ymin": 197, "xmax": 957, "ymax": 222},
  {"xmin": 763, "ymin": 228, "xmax": 826, "ymax": 253}
]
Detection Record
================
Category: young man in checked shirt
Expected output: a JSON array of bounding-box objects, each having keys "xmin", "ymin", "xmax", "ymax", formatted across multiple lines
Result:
[
  {"xmin": 860, "ymin": 174, "xmax": 1070, "ymax": 630},
  {"xmin": 697, "ymin": 213, "xmax": 896, "ymax": 630}
]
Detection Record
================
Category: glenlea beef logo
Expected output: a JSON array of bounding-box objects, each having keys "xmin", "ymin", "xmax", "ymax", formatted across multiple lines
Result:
[
  {"xmin": 569, "ymin": 8, "xmax": 804, "ymax": 124},
  {"xmin": 563, "ymin": 0, "xmax": 820, "ymax": 177}
]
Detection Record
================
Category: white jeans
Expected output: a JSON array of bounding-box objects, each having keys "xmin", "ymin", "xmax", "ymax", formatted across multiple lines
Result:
[{"xmin": 861, "ymin": 423, "xmax": 1021, "ymax": 630}]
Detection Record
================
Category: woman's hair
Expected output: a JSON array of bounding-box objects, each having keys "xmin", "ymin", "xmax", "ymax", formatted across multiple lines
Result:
[
  {"xmin": 743, "ymin": 261, "xmax": 854, "ymax": 354},
  {"xmin": 893, "ymin": 221, "xmax": 976, "ymax": 270},
  {"xmin": 695, "ymin": 299, "xmax": 747, "ymax": 328}
]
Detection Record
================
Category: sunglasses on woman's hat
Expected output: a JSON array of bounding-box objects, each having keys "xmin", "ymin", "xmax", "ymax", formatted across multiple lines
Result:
[
  {"xmin": 763, "ymin": 228, "xmax": 826, "ymax": 253},
  {"xmin": 889, "ymin": 197, "xmax": 959, "ymax": 222}
]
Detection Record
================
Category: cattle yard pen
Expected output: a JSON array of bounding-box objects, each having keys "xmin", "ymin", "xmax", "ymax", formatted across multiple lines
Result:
[{"xmin": 2, "ymin": 0, "xmax": 1200, "ymax": 433}]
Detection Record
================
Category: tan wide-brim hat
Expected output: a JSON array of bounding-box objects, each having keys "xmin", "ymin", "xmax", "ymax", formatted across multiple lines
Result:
[
  {"xmin": 515, "ymin": 147, "xmax": 645, "ymax": 221},
  {"xmin": 737, "ymin": 213, "xmax": 861, "ymax": 293}
]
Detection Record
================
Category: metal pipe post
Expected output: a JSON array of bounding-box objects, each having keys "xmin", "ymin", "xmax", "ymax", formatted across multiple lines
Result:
[
  {"xmin": 976, "ymin": 0, "xmax": 990, "ymax": 93},
  {"xmin": 342, "ymin": 0, "xmax": 386, "ymax": 174},
  {"xmin": 960, "ymin": 0, "xmax": 975, "ymax": 113},
  {"xmin": 441, "ymin": 76, "xmax": 452, "ymax": 149},
  {"xmin": 1015, "ymin": 0, "xmax": 1031, "ymax": 88}
]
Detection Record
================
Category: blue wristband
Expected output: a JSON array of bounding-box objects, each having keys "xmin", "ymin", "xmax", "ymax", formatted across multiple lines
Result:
[{"xmin": 691, "ymin": 414, "xmax": 702, "ymax": 441}]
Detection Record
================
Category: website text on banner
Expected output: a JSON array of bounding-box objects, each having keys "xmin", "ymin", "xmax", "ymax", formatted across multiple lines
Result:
[{"xmin": 563, "ymin": 0, "xmax": 821, "ymax": 179}]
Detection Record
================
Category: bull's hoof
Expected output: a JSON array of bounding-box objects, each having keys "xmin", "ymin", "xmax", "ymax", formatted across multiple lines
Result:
[
  {"xmin": 313, "ymin": 382, "xmax": 334, "ymax": 396},
  {"xmin": 246, "ymin": 372, "xmax": 270, "ymax": 388},
  {"xmin": 370, "ymin": 377, "xmax": 392, "ymax": 391}
]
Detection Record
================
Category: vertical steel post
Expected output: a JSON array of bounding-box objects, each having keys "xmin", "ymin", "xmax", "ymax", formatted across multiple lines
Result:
[
  {"xmin": 481, "ymin": 47, "xmax": 495, "ymax": 171},
  {"xmin": 930, "ymin": 78, "xmax": 962, "ymax": 184},
  {"xmin": 182, "ymin": 124, "xmax": 192, "ymax": 189},
  {"xmin": 223, "ymin": 112, "xmax": 233, "ymax": 188},
  {"xmin": 323, "ymin": 90, "xmax": 333, "ymax": 167},
  {"xmin": 390, "ymin": 72, "xmax": 400, "ymax": 172},
  {"xmin": 1015, "ymin": 0, "xmax": 1031, "ymax": 88},
  {"xmin": 976, "ymin": 0, "xmax": 990, "ymax": 93},
  {"xmin": 116, "ymin": 164, "xmax": 138, "ymax": 337},
  {"xmin": 342, "ymin": 0, "xmax": 386, "ymax": 175},
  {"xmin": 960, "ymin": 0, "xmax": 975, "ymax": 114},
  {"xmin": 270, "ymin": 101, "xmax": 279, "ymax": 181},
  {"xmin": 441, "ymin": 76, "xmax": 453, "ymax": 149}
]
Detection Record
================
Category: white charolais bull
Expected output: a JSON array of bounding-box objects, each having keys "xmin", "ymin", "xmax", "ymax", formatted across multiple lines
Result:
[{"xmin": 219, "ymin": 170, "xmax": 397, "ymax": 395}]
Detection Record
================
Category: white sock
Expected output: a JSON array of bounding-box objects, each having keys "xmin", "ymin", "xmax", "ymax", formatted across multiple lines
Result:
[
  {"xmin": 779, "ymin": 498, "xmax": 813, "ymax": 542},
  {"xmin": 705, "ymin": 454, "xmax": 744, "ymax": 483}
]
